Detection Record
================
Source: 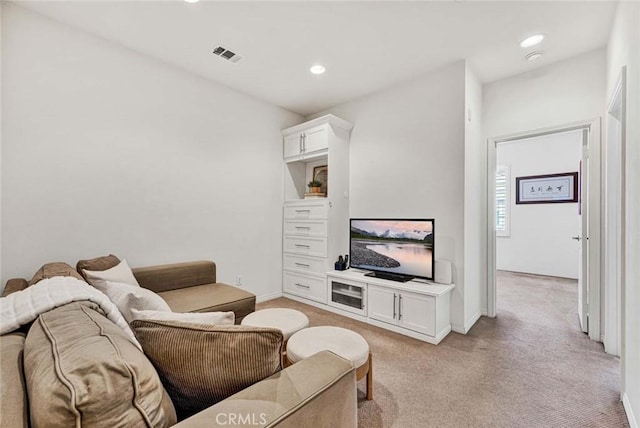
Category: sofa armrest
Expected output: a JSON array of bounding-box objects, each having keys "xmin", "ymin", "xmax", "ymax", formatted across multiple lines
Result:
[
  {"xmin": 133, "ymin": 261, "xmax": 216, "ymax": 293},
  {"xmin": 173, "ymin": 351, "xmax": 357, "ymax": 428},
  {"xmin": 2, "ymin": 278, "xmax": 29, "ymax": 297},
  {"xmin": 0, "ymin": 332, "xmax": 29, "ymax": 428}
]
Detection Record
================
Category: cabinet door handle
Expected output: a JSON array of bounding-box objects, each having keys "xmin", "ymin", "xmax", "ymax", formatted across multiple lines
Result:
[
  {"xmin": 295, "ymin": 283, "xmax": 310, "ymax": 289},
  {"xmin": 299, "ymin": 134, "xmax": 303, "ymax": 153},
  {"xmin": 295, "ymin": 209, "xmax": 311, "ymax": 213},
  {"xmin": 399, "ymin": 295, "xmax": 403, "ymax": 320},
  {"xmin": 302, "ymin": 133, "xmax": 306, "ymax": 153},
  {"xmin": 294, "ymin": 262, "xmax": 310, "ymax": 267},
  {"xmin": 295, "ymin": 226, "xmax": 311, "ymax": 230},
  {"xmin": 393, "ymin": 293, "xmax": 397, "ymax": 319},
  {"xmin": 294, "ymin": 244, "xmax": 310, "ymax": 248}
]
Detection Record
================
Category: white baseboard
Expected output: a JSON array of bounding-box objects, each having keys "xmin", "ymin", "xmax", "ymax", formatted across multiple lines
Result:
[
  {"xmin": 451, "ymin": 310, "xmax": 483, "ymax": 334},
  {"xmin": 256, "ymin": 291, "xmax": 283, "ymax": 303},
  {"xmin": 451, "ymin": 323, "xmax": 465, "ymax": 334},
  {"xmin": 623, "ymin": 393, "xmax": 638, "ymax": 428},
  {"xmin": 465, "ymin": 310, "xmax": 482, "ymax": 332}
]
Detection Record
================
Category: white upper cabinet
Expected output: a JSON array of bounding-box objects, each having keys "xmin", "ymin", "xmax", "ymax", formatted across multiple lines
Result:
[
  {"xmin": 282, "ymin": 115, "xmax": 352, "ymax": 164},
  {"xmin": 300, "ymin": 125, "xmax": 328, "ymax": 156},
  {"xmin": 283, "ymin": 133, "xmax": 304, "ymax": 159},
  {"xmin": 283, "ymin": 124, "xmax": 328, "ymax": 161}
]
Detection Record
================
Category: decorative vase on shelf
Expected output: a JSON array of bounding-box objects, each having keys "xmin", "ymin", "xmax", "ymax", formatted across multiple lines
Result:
[{"xmin": 307, "ymin": 180, "xmax": 323, "ymax": 194}]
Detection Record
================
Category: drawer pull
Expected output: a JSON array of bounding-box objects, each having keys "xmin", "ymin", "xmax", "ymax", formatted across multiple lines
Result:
[
  {"xmin": 295, "ymin": 262, "xmax": 311, "ymax": 267},
  {"xmin": 295, "ymin": 209, "xmax": 311, "ymax": 213},
  {"xmin": 295, "ymin": 283, "xmax": 310, "ymax": 289},
  {"xmin": 295, "ymin": 226, "xmax": 311, "ymax": 230},
  {"xmin": 294, "ymin": 244, "xmax": 310, "ymax": 248}
]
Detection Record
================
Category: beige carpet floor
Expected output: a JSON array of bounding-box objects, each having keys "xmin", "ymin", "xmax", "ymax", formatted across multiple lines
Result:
[{"xmin": 257, "ymin": 270, "xmax": 628, "ymax": 427}]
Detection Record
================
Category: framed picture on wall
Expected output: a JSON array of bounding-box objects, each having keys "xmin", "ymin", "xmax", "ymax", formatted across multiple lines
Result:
[
  {"xmin": 313, "ymin": 165, "xmax": 328, "ymax": 196},
  {"xmin": 516, "ymin": 172, "xmax": 578, "ymax": 204}
]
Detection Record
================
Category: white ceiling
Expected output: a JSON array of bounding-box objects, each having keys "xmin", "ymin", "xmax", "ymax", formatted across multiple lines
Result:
[{"xmin": 16, "ymin": 1, "xmax": 617, "ymax": 116}]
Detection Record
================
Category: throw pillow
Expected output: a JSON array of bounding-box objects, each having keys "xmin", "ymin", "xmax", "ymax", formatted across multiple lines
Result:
[
  {"xmin": 94, "ymin": 280, "xmax": 171, "ymax": 323},
  {"xmin": 130, "ymin": 320, "xmax": 283, "ymax": 420},
  {"xmin": 76, "ymin": 254, "xmax": 121, "ymax": 276},
  {"xmin": 83, "ymin": 259, "xmax": 140, "ymax": 287},
  {"xmin": 131, "ymin": 309, "xmax": 235, "ymax": 325},
  {"xmin": 29, "ymin": 262, "xmax": 84, "ymax": 285},
  {"xmin": 24, "ymin": 301, "xmax": 176, "ymax": 428}
]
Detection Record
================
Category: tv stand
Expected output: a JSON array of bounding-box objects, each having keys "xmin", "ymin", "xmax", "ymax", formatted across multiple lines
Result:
[
  {"xmin": 323, "ymin": 269, "xmax": 455, "ymax": 344},
  {"xmin": 364, "ymin": 271, "xmax": 414, "ymax": 283}
]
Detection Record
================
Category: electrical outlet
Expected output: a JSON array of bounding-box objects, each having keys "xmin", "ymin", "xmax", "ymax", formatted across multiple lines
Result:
[{"xmin": 236, "ymin": 275, "xmax": 242, "ymax": 286}]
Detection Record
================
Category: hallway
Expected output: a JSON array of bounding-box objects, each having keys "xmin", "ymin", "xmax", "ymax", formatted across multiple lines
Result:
[{"xmin": 495, "ymin": 270, "xmax": 626, "ymax": 427}]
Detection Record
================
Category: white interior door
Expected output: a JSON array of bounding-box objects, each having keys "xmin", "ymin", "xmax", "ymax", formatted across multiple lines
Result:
[{"xmin": 577, "ymin": 129, "xmax": 589, "ymax": 333}]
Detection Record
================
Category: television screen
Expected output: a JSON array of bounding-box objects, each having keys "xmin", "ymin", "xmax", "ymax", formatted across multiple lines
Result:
[{"xmin": 350, "ymin": 219, "xmax": 434, "ymax": 281}]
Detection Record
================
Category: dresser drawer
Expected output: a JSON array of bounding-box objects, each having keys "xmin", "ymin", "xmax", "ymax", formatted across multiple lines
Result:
[
  {"xmin": 284, "ymin": 201, "xmax": 328, "ymax": 220},
  {"xmin": 284, "ymin": 220, "xmax": 328, "ymax": 237},
  {"xmin": 283, "ymin": 236, "xmax": 327, "ymax": 257},
  {"xmin": 283, "ymin": 271, "xmax": 327, "ymax": 303},
  {"xmin": 283, "ymin": 254, "xmax": 328, "ymax": 274}
]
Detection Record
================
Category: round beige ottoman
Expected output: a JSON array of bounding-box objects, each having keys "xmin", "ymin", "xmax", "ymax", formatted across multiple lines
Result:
[
  {"xmin": 241, "ymin": 308, "xmax": 309, "ymax": 341},
  {"xmin": 286, "ymin": 326, "xmax": 373, "ymax": 400}
]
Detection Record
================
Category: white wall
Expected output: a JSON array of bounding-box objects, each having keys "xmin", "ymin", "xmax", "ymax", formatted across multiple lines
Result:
[
  {"xmin": 606, "ymin": 2, "xmax": 640, "ymax": 425},
  {"xmin": 484, "ymin": 49, "xmax": 606, "ymax": 139},
  {"xmin": 463, "ymin": 64, "xmax": 486, "ymax": 328},
  {"xmin": 0, "ymin": 5, "xmax": 303, "ymax": 298},
  {"xmin": 309, "ymin": 62, "xmax": 470, "ymax": 331},
  {"xmin": 496, "ymin": 131, "xmax": 581, "ymax": 279}
]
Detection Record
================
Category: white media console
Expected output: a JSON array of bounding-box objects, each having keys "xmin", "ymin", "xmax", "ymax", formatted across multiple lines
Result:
[
  {"xmin": 280, "ymin": 115, "xmax": 454, "ymax": 344},
  {"xmin": 285, "ymin": 268, "xmax": 455, "ymax": 345}
]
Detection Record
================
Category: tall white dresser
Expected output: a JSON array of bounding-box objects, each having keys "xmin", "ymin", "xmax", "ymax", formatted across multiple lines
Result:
[{"xmin": 281, "ymin": 115, "xmax": 353, "ymax": 304}]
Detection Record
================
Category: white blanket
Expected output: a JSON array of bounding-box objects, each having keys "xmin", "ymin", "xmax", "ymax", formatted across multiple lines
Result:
[{"xmin": 0, "ymin": 276, "xmax": 141, "ymax": 349}]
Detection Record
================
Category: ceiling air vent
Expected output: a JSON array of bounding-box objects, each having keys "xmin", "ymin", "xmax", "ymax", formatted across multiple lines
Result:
[{"xmin": 212, "ymin": 46, "xmax": 243, "ymax": 63}]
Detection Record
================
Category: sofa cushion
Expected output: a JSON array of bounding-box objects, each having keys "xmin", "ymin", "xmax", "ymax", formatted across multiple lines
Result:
[
  {"xmin": 2, "ymin": 278, "xmax": 29, "ymax": 297},
  {"xmin": 157, "ymin": 283, "xmax": 255, "ymax": 324},
  {"xmin": 76, "ymin": 254, "xmax": 121, "ymax": 277},
  {"xmin": 132, "ymin": 261, "xmax": 216, "ymax": 293},
  {"xmin": 29, "ymin": 262, "xmax": 84, "ymax": 285},
  {"xmin": 93, "ymin": 280, "xmax": 172, "ymax": 323},
  {"xmin": 131, "ymin": 308, "xmax": 235, "ymax": 325},
  {"xmin": 0, "ymin": 332, "xmax": 28, "ymax": 428},
  {"xmin": 130, "ymin": 319, "xmax": 283, "ymax": 420},
  {"xmin": 24, "ymin": 301, "xmax": 176, "ymax": 428},
  {"xmin": 83, "ymin": 259, "xmax": 140, "ymax": 287}
]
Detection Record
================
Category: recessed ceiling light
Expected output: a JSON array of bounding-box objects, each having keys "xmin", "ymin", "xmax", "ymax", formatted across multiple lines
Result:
[
  {"xmin": 310, "ymin": 65, "xmax": 326, "ymax": 75},
  {"xmin": 184, "ymin": 0, "xmax": 199, "ymax": 3},
  {"xmin": 520, "ymin": 34, "xmax": 545, "ymax": 48},
  {"xmin": 525, "ymin": 51, "xmax": 544, "ymax": 62}
]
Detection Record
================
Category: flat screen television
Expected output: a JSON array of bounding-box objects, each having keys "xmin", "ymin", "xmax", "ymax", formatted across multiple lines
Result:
[{"xmin": 349, "ymin": 218, "xmax": 434, "ymax": 282}]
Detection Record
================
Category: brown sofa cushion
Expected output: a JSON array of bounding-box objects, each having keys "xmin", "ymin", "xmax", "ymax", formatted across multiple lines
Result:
[
  {"xmin": 0, "ymin": 332, "xmax": 28, "ymax": 428},
  {"xmin": 29, "ymin": 262, "xmax": 84, "ymax": 285},
  {"xmin": 132, "ymin": 261, "xmax": 216, "ymax": 293},
  {"xmin": 158, "ymin": 283, "xmax": 256, "ymax": 324},
  {"xmin": 130, "ymin": 319, "xmax": 283, "ymax": 420},
  {"xmin": 24, "ymin": 301, "xmax": 176, "ymax": 428},
  {"xmin": 2, "ymin": 278, "xmax": 29, "ymax": 297},
  {"xmin": 76, "ymin": 254, "xmax": 120, "ymax": 278}
]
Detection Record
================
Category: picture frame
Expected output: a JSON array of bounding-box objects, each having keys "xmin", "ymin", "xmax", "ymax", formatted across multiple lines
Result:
[
  {"xmin": 313, "ymin": 165, "xmax": 328, "ymax": 196},
  {"xmin": 515, "ymin": 172, "xmax": 578, "ymax": 204}
]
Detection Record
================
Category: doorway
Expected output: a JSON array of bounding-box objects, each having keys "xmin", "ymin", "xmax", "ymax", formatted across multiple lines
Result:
[{"xmin": 487, "ymin": 119, "xmax": 601, "ymax": 342}]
